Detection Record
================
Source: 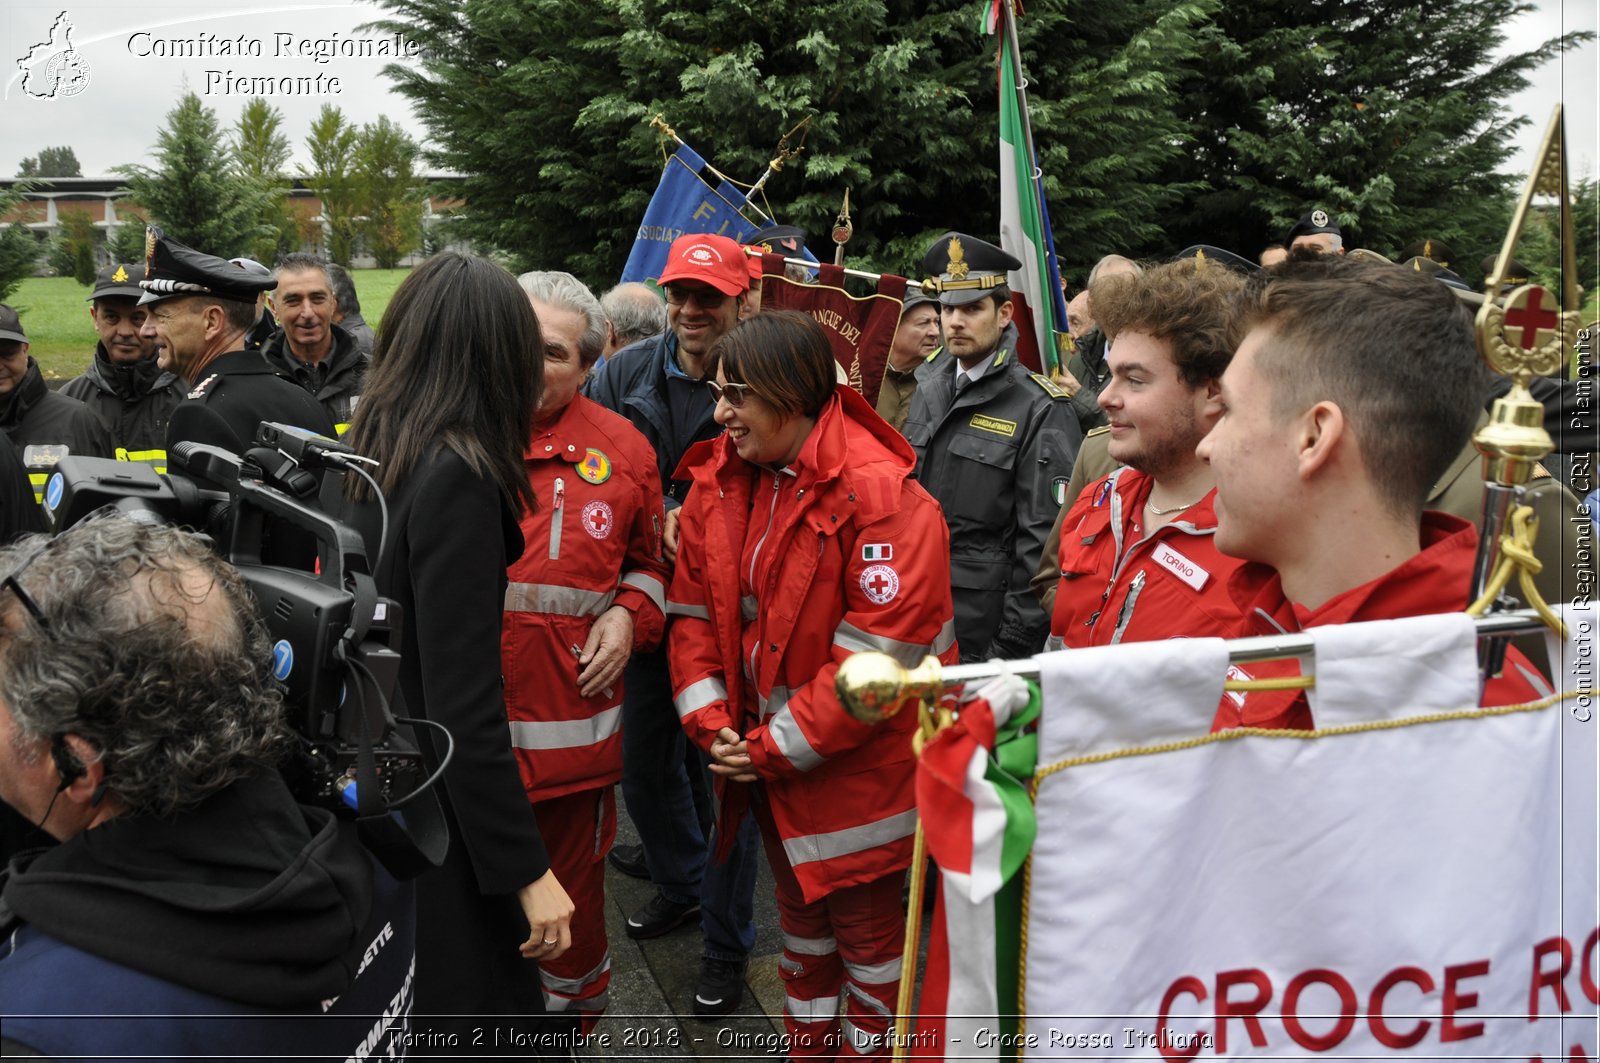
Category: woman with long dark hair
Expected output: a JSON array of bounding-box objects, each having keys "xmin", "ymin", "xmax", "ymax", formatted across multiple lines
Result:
[
  {"xmin": 668, "ymin": 311, "xmax": 958, "ymax": 1058},
  {"xmin": 344, "ymin": 252, "xmax": 574, "ymax": 1036}
]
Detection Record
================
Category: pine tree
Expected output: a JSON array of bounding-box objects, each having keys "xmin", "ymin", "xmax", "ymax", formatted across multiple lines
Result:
[
  {"xmin": 233, "ymin": 97, "xmax": 299, "ymax": 266},
  {"xmin": 306, "ymin": 105, "xmax": 361, "ymax": 266},
  {"xmin": 1158, "ymin": 0, "xmax": 1592, "ymax": 262},
  {"xmin": 365, "ymin": 0, "xmax": 1212, "ymax": 286},
  {"xmin": 0, "ymin": 184, "xmax": 40, "ymax": 302},
  {"xmin": 116, "ymin": 93, "xmax": 269, "ymax": 258}
]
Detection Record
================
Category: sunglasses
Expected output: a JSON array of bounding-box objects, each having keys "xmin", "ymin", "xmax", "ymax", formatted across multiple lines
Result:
[
  {"xmin": 706, "ymin": 380, "xmax": 755, "ymax": 409},
  {"xmin": 664, "ymin": 284, "xmax": 730, "ymax": 309}
]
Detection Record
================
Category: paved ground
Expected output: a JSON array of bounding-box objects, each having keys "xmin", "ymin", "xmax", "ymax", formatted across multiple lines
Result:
[{"xmin": 578, "ymin": 800, "xmax": 931, "ymax": 1061}]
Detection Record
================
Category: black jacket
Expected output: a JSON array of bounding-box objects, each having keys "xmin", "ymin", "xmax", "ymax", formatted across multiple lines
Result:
[
  {"xmin": 260, "ymin": 323, "xmax": 368, "ymax": 434},
  {"xmin": 904, "ymin": 323, "xmax": 1081, "ymax": 661},
  {"xmin": 165, "ymin": 348, "xmax": 336, "ymax": 460},
  {"xmin": 1064, "ymin": 327, "xmax": 1111, "ymax": 431},
  {"xmin": 0, "ymin": 772, "xmax": 414, "ymax": 1060},
  {"xmin": 0, "ymin": 359, "xmax": 114, "ymax": 504},
  {"xmin": 343, "ymin": 444, "xmax": 550, "ymax": 1019},
  {"xmin": 60, "ymin": 345, "xmax": 186, "ymax": 468}
]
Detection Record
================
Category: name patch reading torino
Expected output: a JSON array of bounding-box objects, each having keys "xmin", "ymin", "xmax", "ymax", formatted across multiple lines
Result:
[{"xmin": 1151, "ymin": 541, "xmax": 1208, "ymax": 591}]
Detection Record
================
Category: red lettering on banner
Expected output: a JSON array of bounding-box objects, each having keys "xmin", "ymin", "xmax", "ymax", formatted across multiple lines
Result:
[
  {"xmin": 1368, "ymin": 966, "xmax": 1435, "ymax": 1049},
  {"xmin": 1282, "ymin": 968, "xmax": 1357, "ymax": 1050},
  {"xmin": 1441, "ymin": 960, "xmax": 1490, "ymax": 1042},
  {"xmin": 1215, "ymin": 968, "xmax": 1272, "ymax": 1053},
  {"xmin": 1530, "ymin": 936, "xmax": 1575, "ymax": 1018},
  {"xmin": 1529, "ymin": 1046, "xmax": 1595, "ymax": 1062},
  {"xmin": 1584, "ymin": 927, "xmax": 1600, "ymax": 1005},
  {"xmin": 1156, "ymin": 976, "xmax": 1207, "ymax": 1062}
]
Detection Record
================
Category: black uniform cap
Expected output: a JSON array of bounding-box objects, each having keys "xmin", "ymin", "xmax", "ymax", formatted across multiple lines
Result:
[
  {"xmin": 1284, "ymin": 208, "xmax": 1341, "ymax": 247},
  {"xmin": 1398, "ymin": 238, "xmax": 1455, "ymax": 268},
  {"xmin": 921, "ymin": 232, "xmax": 1020, "ymax": 307},
  {"xmin": 1481, "ymin": 253, "xmax": 1534, "ymax": 285},
  {"xmin": 88, "ymin": 262, "xmax": 147, "ymax": 301},
  {"xmin": 1173, "ymin": 245, "xmax": 1259, "ymax": 274},
  {"xmin": 752, "ymin": 224, "xmax": 810, "ymax": 257},
  {"xmin": 138, "ymin": 227, "xmax": 278, "ymax": 306}
]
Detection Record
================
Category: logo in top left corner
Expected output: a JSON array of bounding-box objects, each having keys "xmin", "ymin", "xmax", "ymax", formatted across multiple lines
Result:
[{"xmin": 16, "ymin": 11, "xmax": 92, "ymax": 100}]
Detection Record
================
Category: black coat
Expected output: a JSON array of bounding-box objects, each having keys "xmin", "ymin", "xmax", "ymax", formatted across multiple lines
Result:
[
  {"xmin": 164, "ymin": 348, "xmax": 336, "ymax": 461},
  {"xmin": 352, "ymin": 444, "xmax": 549, "ymax": 1020},
  {"xmin": 904, "ymin": 324, "xmax": 1081, "ymax": 661},
  {"xmin": 0, "ymin": 359, "xmax": 114, "ymax": 504},
  {"xmin": 260, "ymin": 324, "xmax": 368, "ymax": 434},
  {"xmin": 60, "ymin": 345, "xmax": 186, "ymax": 467}
]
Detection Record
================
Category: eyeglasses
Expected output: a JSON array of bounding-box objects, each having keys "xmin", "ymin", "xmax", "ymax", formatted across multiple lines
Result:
[
  {"xmin": 2, "ymin": 537, "xmax": 57, "ymax": 635},
  {"xmin": 664, "ymin": 284, "xmax": 730, "ymax": 309},
  {"xmin": 706, "ymin": 380, "xmax": 755, "ymax": 409}
]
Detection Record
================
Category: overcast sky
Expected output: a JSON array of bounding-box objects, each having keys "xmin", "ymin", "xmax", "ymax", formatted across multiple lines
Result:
[{"xmin": 2, "ymin": 0, "xmax": 1595, "ymax": 192}]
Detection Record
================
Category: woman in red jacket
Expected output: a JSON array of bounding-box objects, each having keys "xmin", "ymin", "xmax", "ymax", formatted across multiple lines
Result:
[
  {"xmin": 668, "ymin": 311, "xmax": 957, "ymax": 1059},
  {"xmin": 503, "ymin": 272, "xmax": 668, "ymax": 1030}
]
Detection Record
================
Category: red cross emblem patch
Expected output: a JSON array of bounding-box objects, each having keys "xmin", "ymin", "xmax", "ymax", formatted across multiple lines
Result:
[
  {"xmin": 581, "ymin": 500, "xmax": 614, "ymax": 540},
  {"xmin": 1501, "ymin": 285, "xmax": 1560, "ymax": 352},
  {"xmin": 860, "ymin": 563, "xmax": 899, "ymax": 605}
]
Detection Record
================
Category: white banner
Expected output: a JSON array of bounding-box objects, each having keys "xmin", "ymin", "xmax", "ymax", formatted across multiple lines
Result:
[{"xmin": 1020, "ymin": 608, "xmax": 1598, "ymax": 1061}]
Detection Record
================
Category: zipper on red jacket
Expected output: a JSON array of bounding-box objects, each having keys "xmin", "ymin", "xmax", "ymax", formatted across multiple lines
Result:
[
  {"xmin": 747, "ymin": 472, "xmax": 783, "ymax": 681},
  {"xmin": 1109, "ymin": 569, "xmax": 1147, "ymax": 644},
  {"xmin": 550, "ymin": 476, "xmax": 565, "ymax": 560}
]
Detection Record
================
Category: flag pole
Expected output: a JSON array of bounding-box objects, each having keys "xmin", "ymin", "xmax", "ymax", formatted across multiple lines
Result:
[{"xmin": 648, "ymin": 114, "xmax": 776, "ymax": 225}]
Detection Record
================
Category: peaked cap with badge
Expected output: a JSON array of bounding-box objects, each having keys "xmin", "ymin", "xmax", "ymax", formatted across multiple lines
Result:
[
  {"xmin": 1174, "ymin": 245, "xmax": 1260, "ymax": 274},
  {"xmin": 921, "ymin": 232, "xmax": 1021, "ymax": 307},
  {"xmin": 751, "ymin": 224, "xmax": 810, "ymax": 258},
  {"xmin": 138, "ymin": 227, "xmax": 278, "ymax": 306},
  {"xmin": 87, "ymin": 263, "xmax": 148, "ymax": 302},
  {"xmin": 1284, "ymin": 208, "xmax": 1342, "ymax": 248}
]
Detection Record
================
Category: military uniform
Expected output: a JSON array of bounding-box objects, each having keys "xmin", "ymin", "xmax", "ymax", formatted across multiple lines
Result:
[{"xmin": 905, "ymin": 322, "xmax": 1080, "ymax": 660}]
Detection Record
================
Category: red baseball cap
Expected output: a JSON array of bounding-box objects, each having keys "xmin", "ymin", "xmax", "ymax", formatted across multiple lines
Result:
[{"xmin": 658, "ymin": 234, "xmax": 750, "ymax": 296}]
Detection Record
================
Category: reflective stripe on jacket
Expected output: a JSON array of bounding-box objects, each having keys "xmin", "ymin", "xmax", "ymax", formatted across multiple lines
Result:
[
  {"xmin": 501, "ymin": 394, "xmax": 668, "ymax": 802},
  {"xmin": 668, "ymin": 385, "xmax": 957, "ymax": 902}
]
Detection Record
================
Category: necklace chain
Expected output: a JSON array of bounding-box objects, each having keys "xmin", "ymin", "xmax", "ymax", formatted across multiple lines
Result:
[{"xmin": 1144, "ymin": 496, "xmax": 1201, "ymax": 516}]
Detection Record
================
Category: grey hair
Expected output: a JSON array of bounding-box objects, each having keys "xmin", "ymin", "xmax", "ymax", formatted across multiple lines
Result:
[
  {"xmin": 600, "ymin": 283, "xmax": 666, "ymax": 348},
  {"xmin": 518, "ymin": 271, "xmax": 607, "ymax": 367},
  {"xmin": 324, "ymin": 262, "xmax": 362, "ymax": 315},
  {"xmin": 0, "ymin": 516, "xmax": 288, "ymax": 817},
  {"xmin": 1087, "ymin": 254, "xmax": 1144, "ymax": 285}
]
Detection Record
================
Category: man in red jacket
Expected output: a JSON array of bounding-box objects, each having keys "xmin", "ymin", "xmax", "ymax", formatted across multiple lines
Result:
[
  {"xmin": 1047, "ymin": 258, "xmax": 1247, "ymax": 650},
  {"xmin": 1197, "ymin": 256, "xmax": 1550, "ymax": 730}
]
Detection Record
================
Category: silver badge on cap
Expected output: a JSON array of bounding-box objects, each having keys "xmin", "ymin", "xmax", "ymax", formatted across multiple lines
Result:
[{"xmin": 1311, "ymin": 209, "xmax": 1329, "ymax": 228}]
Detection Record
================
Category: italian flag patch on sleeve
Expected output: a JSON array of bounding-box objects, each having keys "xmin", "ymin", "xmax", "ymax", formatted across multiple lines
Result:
[{"xmin": 861, "ymin": 543, "xmax": 893, "ymax": 562}]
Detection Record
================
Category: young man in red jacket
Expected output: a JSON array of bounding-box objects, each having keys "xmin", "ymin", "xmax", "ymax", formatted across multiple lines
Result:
[
  {"xmin": 1197, "ymin": 256, "xmax": 1550, "ymax": 730},
  {"xmin": 1047, "ymin": 258, "xmax": 1247, "ymax": 650}
]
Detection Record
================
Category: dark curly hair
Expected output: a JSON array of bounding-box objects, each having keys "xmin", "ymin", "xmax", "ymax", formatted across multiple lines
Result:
[{"xmin": 0, "ymin": 515, "xmax": 288, "ymax": 817}]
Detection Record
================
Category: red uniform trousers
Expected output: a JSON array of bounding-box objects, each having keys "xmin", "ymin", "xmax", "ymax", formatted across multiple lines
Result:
[
  {"xmin": 753, "ymin": 792, "xmax": 905, "ymax": 1060},
  {"xmin": 532, "ymin": 786, "xmax": 617, "ymax": 1031}
]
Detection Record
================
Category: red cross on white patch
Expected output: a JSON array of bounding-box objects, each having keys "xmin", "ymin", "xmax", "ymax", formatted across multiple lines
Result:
[
  {"xmin": 581, "ymin": 500, "xmax": 614, "ymax": 539},
  {"xmin": 860, "ymin": 563, "xmax": 900, "ymax": 605}
]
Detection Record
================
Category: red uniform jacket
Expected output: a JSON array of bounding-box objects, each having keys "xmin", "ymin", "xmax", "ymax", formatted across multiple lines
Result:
[
  {"xmin": 1047, "ymin": 468, "xmax": 1245, "ymax": 649},
  {"xmin": 1215, "ymin": 511, "xmax": 1551, "ymax": 732},
  {"xmin": 668, "ymin": 387, "xmax": 958, "ymax": 903},
  {"xmin": 502, "ymin": 395, "xmax": 668, "ymax": 802}
]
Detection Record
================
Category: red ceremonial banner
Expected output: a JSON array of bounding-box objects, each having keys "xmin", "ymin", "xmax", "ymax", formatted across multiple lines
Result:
[{"xmin": 759, "ymin": 254, "xmax": 908, "ymax": 407}]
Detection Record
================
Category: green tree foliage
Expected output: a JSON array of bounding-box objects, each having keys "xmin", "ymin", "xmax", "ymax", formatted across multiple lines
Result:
[
  {"xmin": 48, "ymin": 207, "xmax": 99, "ymax": 285},
  {"xmin": 1573, "ymin": 173, "xmax": 1597, "ymax": 314},
  {"xmin": 117, "ymin": 93, "xmax": 270, "ymax": 258},
  {"xmin": 368, "ymin": 0, "xmax": 1215, "ymax": 285},
  {"xmin": 1159, "ymin": 0, "xmax": 1591, "ymax": 262},
  {"xmin": 307, "ymin": 104, "xmax": 362, "ymax": 266},
  {"xmin": 106, "ymin": 210, "xmax": 149, "ymax": 265},
  {"xmin": 354, "ymin": 116, "xmax": 424, "ymax": 268},
  {"xmin": 0, "ymin": 183, "xmax": 41, "ymax": 302},
  {"xmin": 233, "ymin": 97, "xmax": 300, "ymax": 266},
  {"xmin": 17, "ymin": 146, "xmax": 82, "ymax": 178}
]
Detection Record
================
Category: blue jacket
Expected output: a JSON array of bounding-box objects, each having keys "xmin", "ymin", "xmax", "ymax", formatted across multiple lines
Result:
[{"xmin": 583, "ymin": 330, "xmax": 719, "ymax": 505}]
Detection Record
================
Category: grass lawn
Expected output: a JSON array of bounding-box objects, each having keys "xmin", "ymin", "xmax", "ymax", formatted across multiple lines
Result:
[{"xmin": 9, "ymin": 269, "xmax": 412, "ymax": 381}]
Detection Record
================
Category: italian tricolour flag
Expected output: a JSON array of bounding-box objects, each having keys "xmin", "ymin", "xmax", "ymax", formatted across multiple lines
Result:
[
  {"xmin": 913, "ymin": 674, "xmax": 1039, "ymax": 1060},
  {"xmin": 988, "ymin": 0, "xmax": 1070, "ymax": 375}
]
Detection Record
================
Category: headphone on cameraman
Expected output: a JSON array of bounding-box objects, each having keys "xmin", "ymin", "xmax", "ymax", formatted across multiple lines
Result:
[{"xmin": 51, "ymin": 734, "xmax": 85, "ymax": 793}]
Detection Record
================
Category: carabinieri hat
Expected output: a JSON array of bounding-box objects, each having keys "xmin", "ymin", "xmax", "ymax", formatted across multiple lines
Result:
[
  {"xmin": 920, "ymin": 232, "xmax": 1020, "ymax": 307},
  {"xmin": 138, "ymin": 227, "xmax": 278, "ymax": 306}
]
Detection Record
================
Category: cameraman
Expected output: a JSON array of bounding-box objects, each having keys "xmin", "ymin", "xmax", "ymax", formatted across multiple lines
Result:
[{"xmin": 0, "ymin": 516, "xmax": 414, "ymax": 1060}]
